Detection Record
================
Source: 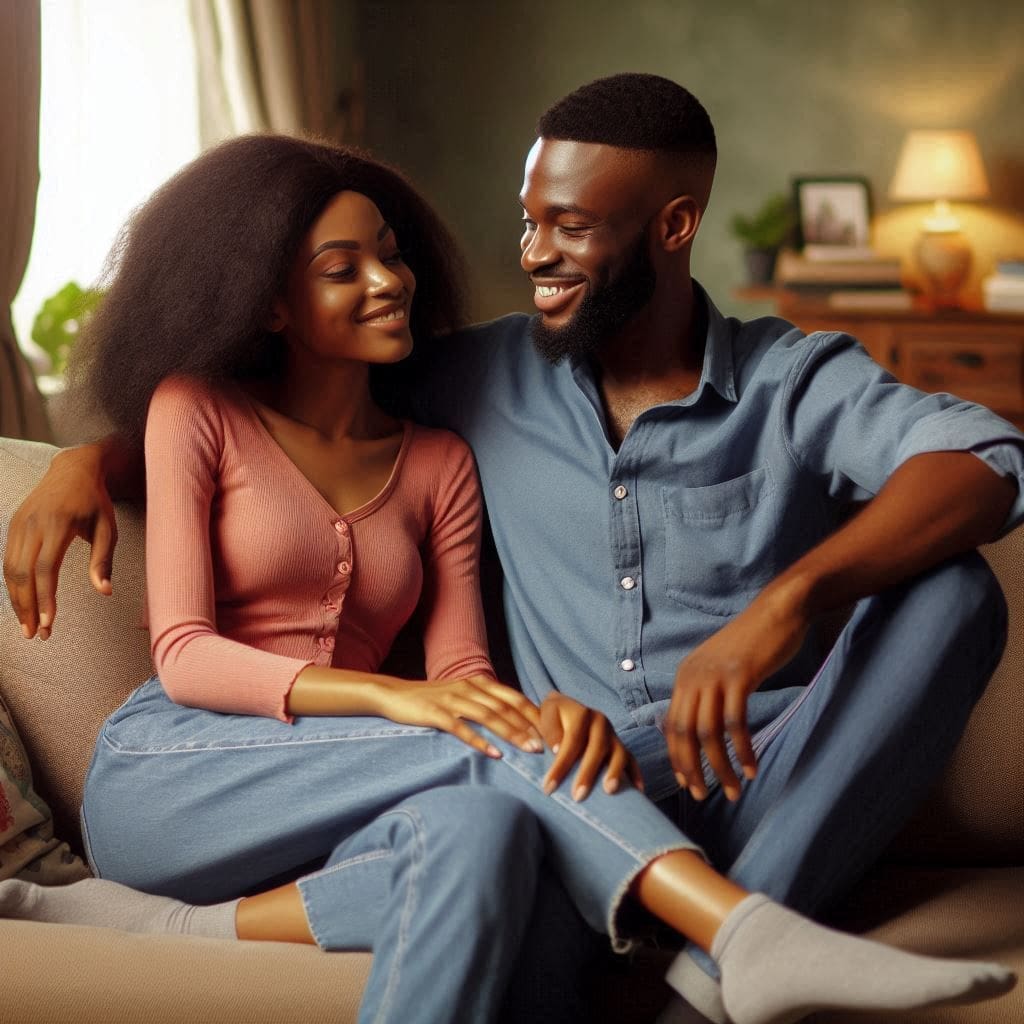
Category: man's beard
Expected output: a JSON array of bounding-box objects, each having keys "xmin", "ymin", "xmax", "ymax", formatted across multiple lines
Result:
[{"xmin": 529, "ymin": 232, "xmax": 656, "ymax": 365}]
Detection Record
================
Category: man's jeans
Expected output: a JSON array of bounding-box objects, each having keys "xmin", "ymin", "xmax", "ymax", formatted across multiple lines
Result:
[
  {"xmin": 81, "ymin": 682, "xmax": 693, "ymax": 1024},
  {"xmin": 654, "ymin": 551, "xmax": 1008, "ymax": 1001}
]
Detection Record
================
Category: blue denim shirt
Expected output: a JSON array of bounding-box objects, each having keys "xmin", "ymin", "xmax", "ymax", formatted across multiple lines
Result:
[{"xmin": 413, "ymin": 288, "xmax": 1024, "ymax": 760}]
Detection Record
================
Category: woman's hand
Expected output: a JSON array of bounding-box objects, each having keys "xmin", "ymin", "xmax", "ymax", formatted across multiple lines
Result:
[
  {"xmin": 666, "ymin": 582, "xmax": 811, "ymax": 803},
  {"xmin": 538, "ymin": 693, "xmax": 644, "ymax": 801},
  {"xmin": 3, "ymin": 444, "xmax": 117, "ymax": 640},
  {"xmin": 374, "ymin": 674, "xmax": 544, "ymax": 758}
]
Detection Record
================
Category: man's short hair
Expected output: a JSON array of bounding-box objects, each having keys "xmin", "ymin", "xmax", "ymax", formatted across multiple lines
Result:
[{"xmin": 537, "ymin": 73, "xmax": 716, "ymax": 159}]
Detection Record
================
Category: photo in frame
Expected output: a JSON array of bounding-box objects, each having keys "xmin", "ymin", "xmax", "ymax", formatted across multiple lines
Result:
[{"xmin": 793, "ymin": 176, "xmax": 873, "ymax": 255}]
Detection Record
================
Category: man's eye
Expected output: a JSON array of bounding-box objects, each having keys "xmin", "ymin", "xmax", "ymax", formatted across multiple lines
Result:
[
  {"xmin": 559, "ymin": 225, "xmax": 589, "ymax": 235},
  {"xmin": 521, "ymin": 219, "xmax": 537, "ymax": 231},
  {"xmin": 383, "ymin": 250, "xmax": 406, "ymax": 265}
]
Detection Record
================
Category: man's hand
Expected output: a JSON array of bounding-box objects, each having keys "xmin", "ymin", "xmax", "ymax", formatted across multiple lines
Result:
[
  {"xmin": 3, "ymin": 445, "xmax": 117, "ymax": 639},
  {"xmin": 538, "ymin": 692, "xmax": 644, "ymax": 801},
  {"xmin": 667, "ymin": 582, "xmax": 810, "ymax": 802}
]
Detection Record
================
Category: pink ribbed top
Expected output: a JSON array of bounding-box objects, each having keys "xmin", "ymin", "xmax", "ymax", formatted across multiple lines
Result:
[{"xmin": 144, "ymin": 375, "xmax": 494, "ymax": 721}]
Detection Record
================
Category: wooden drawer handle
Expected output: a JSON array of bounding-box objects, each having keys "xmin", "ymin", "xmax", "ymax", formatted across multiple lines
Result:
[{"xmin": 952, "ymin": 351, "xmax": 985, "ymax": 368}]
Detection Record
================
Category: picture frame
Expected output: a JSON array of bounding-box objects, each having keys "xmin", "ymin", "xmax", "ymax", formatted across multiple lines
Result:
[{"xmin": 792, "ymin": 176, "xmax": 873, "ymax": 255}]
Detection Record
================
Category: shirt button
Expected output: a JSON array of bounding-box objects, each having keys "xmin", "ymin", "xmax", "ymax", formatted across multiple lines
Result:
[
  {"xmin": 620, "ymin": 576, "xmax": 636, "ymax": 591},
  {"xmin": 620, "ymin": 658, "xmax": 636, "ymax": 672},
  {"xmin": 322, "ymin": 636, "xmax": 335, "ymax": 653},
  {"xmin": 334, "ymin": 520, "xmax": 348, "ymax": 534},
  {"xmin": 613, "ymin": 485, "xmax": 628, "ymax": 500},
  {"xmin": 338, "ymin": 561, "xmax": 351, "ymax": 574}
]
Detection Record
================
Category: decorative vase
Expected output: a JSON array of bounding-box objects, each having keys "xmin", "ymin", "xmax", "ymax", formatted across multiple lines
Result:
[{"xmin": 744, "ymin": 246, "xmax": 779, "ymax": 286}]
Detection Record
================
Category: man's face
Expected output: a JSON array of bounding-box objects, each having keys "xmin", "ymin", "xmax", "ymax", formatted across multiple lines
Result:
[{"xmin": 519, "ymin": 138, "xmax": 659, "ymax": 363}]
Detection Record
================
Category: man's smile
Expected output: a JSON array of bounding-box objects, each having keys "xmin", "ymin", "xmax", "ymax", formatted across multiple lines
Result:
[{"xmin": 531, "ymin": 277, "xmax": 586, "ymax": 317}]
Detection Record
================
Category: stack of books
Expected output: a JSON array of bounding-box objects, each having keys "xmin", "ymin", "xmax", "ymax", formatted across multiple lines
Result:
[
  {"xmin": 774, "ymin": 247, "xmax": 912, "ymax": 310},
  {"xmin": 982, "ymin": 259, "xmax": 1024, "ymax": 313}
]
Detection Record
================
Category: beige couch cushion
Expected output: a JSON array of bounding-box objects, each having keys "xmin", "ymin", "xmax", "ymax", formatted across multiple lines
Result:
[
  {"xmin": 3, "ymin": 920, "xmax": 371, "ymax": 1024},
  {"xmin": 887, "ymin": 535, "xmax": 1024, "ymax": 864}
]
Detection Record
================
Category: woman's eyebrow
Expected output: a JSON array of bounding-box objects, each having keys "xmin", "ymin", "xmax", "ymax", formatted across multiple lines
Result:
[{"xmin": 308, "ymin": 223, "xmax": 393, "ymax": 262}]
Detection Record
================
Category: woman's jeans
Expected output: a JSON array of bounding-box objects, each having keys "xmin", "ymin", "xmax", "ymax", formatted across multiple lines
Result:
[{"xmin": 81, "ymin": 684, "xmax": 694, "ymax": 1024}]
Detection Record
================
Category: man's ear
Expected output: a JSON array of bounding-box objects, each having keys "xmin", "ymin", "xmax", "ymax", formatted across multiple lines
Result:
[
  {"xmin": 657, "ymin": 196, "xmax": 702, "ymax": 252},
  {"xmin": 267, "ymin": 298, "xmax": 288, "ymax": 333}
]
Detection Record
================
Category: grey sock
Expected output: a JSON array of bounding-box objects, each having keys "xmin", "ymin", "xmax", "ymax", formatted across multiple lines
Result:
[
  {"xmin": 0, "ymin": 877, "xmax": 238, "ymax": 940},
  {"xmin": 711, "ymin": 893, "xmax": 1016, "ymax": 1024}
]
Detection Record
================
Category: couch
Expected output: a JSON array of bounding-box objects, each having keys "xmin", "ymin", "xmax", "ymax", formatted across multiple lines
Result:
[{"xmin": 1, "ymin": 435, "xmax": 1021, "ymax": 1023}]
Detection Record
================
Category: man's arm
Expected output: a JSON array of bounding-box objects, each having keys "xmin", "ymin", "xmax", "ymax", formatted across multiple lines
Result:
[
  {"xmin": 666, "ymin": 449, "xmax": 1017, "ymax": 802},
  {"xmin": 2, "ymin": 433, "xmax": 142, "ymax": 638}
]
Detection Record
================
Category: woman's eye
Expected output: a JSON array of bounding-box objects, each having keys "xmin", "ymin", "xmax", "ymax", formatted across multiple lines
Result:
[
  {"xmin": 521, "ymin": 219, "xmax": 537, "ymax": 232},
  {"xmin": 383, "ymin": 250, "xmax": 406, "ymax": 265},
  {"xmin": 324, "ymin": 265, "xmax": 356, "ymax": 280}
]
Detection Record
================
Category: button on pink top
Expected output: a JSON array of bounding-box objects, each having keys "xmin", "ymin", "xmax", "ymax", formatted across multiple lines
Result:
[{"xmin": 144, "ymin": 376, "xmax": 494, "ymax": 722}]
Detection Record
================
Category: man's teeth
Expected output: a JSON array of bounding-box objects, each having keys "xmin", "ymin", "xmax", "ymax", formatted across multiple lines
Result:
[
  {"xmin": 537, "ymin": 285, "xmax": 566, "ymax": 297},
  {"xmin": 366, "ymin": 309, "xmax": 405, "ymax": 323}
]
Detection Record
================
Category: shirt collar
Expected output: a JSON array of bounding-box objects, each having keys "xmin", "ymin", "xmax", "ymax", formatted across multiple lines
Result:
[{"xmin": 693, "ymin": 280, "xmax": 738, "ymax": 404}]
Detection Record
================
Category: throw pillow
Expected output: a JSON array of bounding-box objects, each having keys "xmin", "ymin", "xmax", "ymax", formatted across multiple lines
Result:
[{"xmin": 0, "ymin": 692, "xmax": 90, "ymax": 884}]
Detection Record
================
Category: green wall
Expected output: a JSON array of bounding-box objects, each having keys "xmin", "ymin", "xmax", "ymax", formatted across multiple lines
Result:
[{"xmin": 352, "ymin": 0, "xmax": 1024, "ymax": 322}]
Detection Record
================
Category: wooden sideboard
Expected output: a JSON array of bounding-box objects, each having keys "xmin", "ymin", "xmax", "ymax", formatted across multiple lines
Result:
[{"xmin": 738, "ymin": 290, "xmax": 1024, "ymax": 430}]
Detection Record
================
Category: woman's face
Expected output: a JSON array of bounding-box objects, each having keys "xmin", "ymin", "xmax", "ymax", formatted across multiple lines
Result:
[{"xmin": 273, "ymin": 191, "xmax": 416, "ymax": 366}]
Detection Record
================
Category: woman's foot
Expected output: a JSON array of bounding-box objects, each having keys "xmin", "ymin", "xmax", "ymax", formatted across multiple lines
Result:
[
  {"xmin": 0, "ymin": 877, "xmax": 238, "ymax": 939},
  {"xmin": 685, "ymin": 893, "xmax": 1017, "ymax": 1024}
]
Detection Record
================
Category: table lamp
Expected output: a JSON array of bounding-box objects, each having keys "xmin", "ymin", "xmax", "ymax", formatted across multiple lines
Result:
[{"xmin": 888, "ymin": 129, "xmax": 990, "ymax": 306}]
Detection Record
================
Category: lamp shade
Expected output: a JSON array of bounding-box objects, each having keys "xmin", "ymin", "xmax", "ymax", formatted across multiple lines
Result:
[{"xmin": 888, "ymin": 130, "xmax": 990, "ymax": 202}]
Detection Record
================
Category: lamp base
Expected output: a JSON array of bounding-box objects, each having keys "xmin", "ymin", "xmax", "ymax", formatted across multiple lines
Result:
[{"xmin": 915, "ymin": 229, "xmax": 971, "ymax": 307}]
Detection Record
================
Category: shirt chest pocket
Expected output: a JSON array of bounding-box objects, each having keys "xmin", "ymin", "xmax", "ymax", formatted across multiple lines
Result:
[{"xmin": 660, "ymin": 466, "xmax": 778, "ymax": 617}]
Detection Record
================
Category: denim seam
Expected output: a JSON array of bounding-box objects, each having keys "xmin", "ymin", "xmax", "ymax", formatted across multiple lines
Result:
[
  {"xmin": 374, "ymin": 807, "xmax": 424, "ymax": 1024},
  {"xmin": 751, "ymin": 641, "xmax": 838, "ymax": 756},
  {"xmin": 296, "ymin": 849, "xmax": 392, "ymax": 950},
  {"xmin": 99, "ymin": 729, "xmax": 436, "ymax": 755},
  {"xmin": 497, "ymin": 752, "xmax": 701, "ymax": 950}
]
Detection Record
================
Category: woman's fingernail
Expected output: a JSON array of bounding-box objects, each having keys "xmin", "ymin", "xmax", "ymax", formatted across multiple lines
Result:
[
  {"xmin": 573, "ymin": 785, "xmax": 587, "ymax": 802},
  {"xmin": 604, "ymin": 777, "xmax": 619, "ymax": 794},
  {"xmin": 39, "ymin": 613, "xmax": 51, "ymax": 629},
  {"xmin": 526, "ymin": 738, "xmax": 543, "ymax": 753},
  {"xmin": 21, "ymin": 624, "xmax": 31, "ymax": 639},
  {"xmin": 689, "ymin": 784, "xmax": 706, "ymax": 801},
  {"xmin": 744, "ymin": 766, "xmax": 757, "ymax": 780},
  {"xmin": 543, "ymin": 776, "xmax": 556, "ymax": 795},
  {"xmin": 487, "ymin": 744, "xmax": 501, "ymax": 758},
  {"xmin": 551, "ymin": 743, "xmax": 559, "ymax": 754}
]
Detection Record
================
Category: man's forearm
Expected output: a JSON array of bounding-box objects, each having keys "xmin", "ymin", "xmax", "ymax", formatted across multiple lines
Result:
[{"xmin": 761, "ymin": 451, "xmax": 1017, "ymax": 621}]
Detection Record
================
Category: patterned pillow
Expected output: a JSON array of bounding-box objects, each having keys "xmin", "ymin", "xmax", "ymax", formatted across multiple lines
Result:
[{"xmin": 0, "ymin": 692, "xmax": 90, "ymax": 884}]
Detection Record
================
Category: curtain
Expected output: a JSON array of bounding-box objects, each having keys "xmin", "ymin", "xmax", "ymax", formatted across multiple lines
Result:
[
  {"xmin": 0, "ymin": 1, "xmax": 52, "ymax": 443},
  {"xmin": 189, "ymin": 0, "xmax": 352, "ymax": 146}
]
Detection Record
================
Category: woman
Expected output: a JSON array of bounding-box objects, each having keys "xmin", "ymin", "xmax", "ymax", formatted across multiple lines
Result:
[{"xmin": 0, "ymin": 135, "xmax": 1012, "ymax": 1024}]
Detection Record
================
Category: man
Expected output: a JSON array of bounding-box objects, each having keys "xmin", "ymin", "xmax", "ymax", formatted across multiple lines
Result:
[{"xmin": 6, "ymin": 74, "xmax": 1022, "ymax": 1022}]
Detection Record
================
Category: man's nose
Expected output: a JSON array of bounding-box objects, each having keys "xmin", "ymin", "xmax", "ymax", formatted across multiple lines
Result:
[{"xmin": 520, "ymin": 225, "xmax": 558, "ymax": 274}]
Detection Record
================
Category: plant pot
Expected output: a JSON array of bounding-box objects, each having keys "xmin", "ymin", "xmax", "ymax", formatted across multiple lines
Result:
[{"xmin": 743, "ymin": 246, "xmax": 779, "ymax": 286}]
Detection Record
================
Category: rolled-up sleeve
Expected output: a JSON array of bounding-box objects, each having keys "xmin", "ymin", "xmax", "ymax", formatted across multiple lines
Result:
[{"xmin": 783, "ymin": 331, "xmax": 1024, "ymax": 537}]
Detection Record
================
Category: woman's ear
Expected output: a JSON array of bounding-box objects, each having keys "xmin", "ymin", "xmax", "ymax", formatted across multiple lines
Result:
[
  {"xmin": 657, "ymin": 195, "xmax": 702, "ymax": 252},
  {"xmin": 267, "ymin": 299, "xmax": 288, "ymax": 333}
]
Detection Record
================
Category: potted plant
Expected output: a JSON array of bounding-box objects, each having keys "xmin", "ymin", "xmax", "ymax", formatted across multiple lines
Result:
[
  {"xmin": 31, "ymin": 281, "xmax": 104, "ymax": 384},
  {"xmin": 729, "ymin": 193, "xmax": 794, "ymax": 285}
]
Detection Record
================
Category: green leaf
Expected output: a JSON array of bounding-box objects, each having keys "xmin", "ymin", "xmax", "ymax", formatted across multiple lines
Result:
[{"xmin": 30, "ymin": 281, "xmax": 104, "ymax": 376}]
